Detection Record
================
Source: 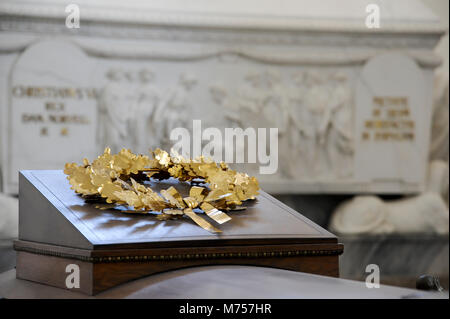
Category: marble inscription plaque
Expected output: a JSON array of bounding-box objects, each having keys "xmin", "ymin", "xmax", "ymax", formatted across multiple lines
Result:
[
  {"xmin": 355, "ymin": 53, "xmax": 432, "ymax": 187},
  {"xmin": 5, "ymin": 40, "xmax": 98, "ymax": 193}
]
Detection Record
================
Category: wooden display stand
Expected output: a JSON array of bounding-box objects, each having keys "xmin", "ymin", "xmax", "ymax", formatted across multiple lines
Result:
[{"xmin": 15, "ymin": 170, "xmax": 343, "ymax": 295}]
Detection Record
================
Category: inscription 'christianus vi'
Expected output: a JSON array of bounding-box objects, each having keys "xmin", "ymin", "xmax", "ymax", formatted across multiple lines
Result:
[
  {"xmin": 12, "ymin": 86, "xmax": 99, "ymax": 99},
  {"xmin": 13, "ymin": 86, "xmax": 97, "ymax": 138}
]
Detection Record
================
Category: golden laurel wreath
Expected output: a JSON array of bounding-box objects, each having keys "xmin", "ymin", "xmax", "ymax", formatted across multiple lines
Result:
[{"xmin": 64, "ymin": 148, "xmax": 260, "ymax": 233}]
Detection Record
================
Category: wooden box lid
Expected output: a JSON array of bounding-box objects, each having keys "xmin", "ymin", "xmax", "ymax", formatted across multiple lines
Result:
[{"xmin": 19, "ymin": 170, "xmax": 338, "ymax": 250}]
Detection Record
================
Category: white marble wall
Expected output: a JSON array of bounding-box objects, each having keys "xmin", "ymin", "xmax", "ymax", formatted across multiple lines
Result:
[{"xmin": 0, "ymin": 36, "xmax": 443, "ymax": 195}]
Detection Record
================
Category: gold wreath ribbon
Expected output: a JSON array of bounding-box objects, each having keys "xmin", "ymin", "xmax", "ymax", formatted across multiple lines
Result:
[
  {"xmin": 183, "ymin": 197, "xmax": 199, "ymax": 209},
  {"xmin": 183, "ymin": 208, "xmax": 222, "ymax": 233},
  {"xmin": 200, "ymin": 202, "xmax": 232, "ymax": 225}
]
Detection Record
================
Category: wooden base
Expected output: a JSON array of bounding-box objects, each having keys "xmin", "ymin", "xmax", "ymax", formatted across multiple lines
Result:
[{"xmin": 15, "ymin": 240, "xmax": 343, "ymax": 295}]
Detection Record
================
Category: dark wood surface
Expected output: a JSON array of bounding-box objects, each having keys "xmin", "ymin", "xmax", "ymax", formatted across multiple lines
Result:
[
  {"xmin": 19, "ymin": 170, "xmax": 337, "ymax": 250},
  {"xmin": 2, "ymin": 267, "xmax": 446, "ymax": 299}
]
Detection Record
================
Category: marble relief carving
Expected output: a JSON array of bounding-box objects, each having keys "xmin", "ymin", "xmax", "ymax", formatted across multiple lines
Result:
[
  {"xmin": 210, "ymin": 70, "xmax": 354, "ymax": 180},
  {"xmin": 98, "ymin": 69, "xmax": 196, "ymax": 154},
  {"xmin": 99, "ymin": 67, "xmax": 354, "ymax": 181}
]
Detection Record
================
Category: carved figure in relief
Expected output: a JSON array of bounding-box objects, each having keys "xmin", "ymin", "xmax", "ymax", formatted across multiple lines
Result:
[
  {"xmin": 153, "ymin": 73, "xmax": 196, "ymax": 151},
  {"xmin": 99, "ymin": 70, "xmax": 195, "ymax": 153},
  {"xmin": 289, "ymin": 71, "xmax": 354, "ymax": 179},
  {"xmin": 210, "ymin": 69, "xmax": 354, "ymax": 180},
  {"xmin": 133, "ymin": 69, "xmax": 160, "ymax": 153},
  {"xmin": 249, "ymin": 71, "xmax": 290, "ymax": 135},
  {"xmin": 210, "ymin": 70, "xmax": 288, "ymax": 176},
  {"xmin": 289, "ymin": 71, "xmax": 329, "ymax": 178},
  {"xmin": 325, "ymin": 72, "xmax": 354, "ymax": 178},
  {"xmin": 98, "ymin": 68, "xmax": 137, "ymax": 153},
  {"xmin": 209, "ymin": 84, "xmax": 259, "ymax": 175}
]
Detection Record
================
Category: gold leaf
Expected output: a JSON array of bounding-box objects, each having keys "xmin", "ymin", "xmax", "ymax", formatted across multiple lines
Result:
[
  {"xmin": 189, "ymin": 186, "xmax": 206, "ymax": 202},
  {"xmin": 160, "ymin": 186, "xmax": 185, "ymax": 209},
  {"xmin": 164, "ymin": 209, "xmax": 184, "ymax": 215}
]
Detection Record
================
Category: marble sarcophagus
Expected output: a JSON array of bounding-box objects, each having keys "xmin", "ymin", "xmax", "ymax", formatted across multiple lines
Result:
[
  {"xmin": 15, "ymin": 170, "xmax": 343, "ymax": 295},
  {"xmin": 0, "ymin": 0, "xmax": 446, "ymax": 194}
]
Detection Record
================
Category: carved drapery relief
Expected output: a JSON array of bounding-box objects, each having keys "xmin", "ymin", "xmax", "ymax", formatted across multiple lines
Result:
[
  {"xmin": 98, "ymin": 69, "xmax": 196, "ymax": 154},
  {"xmin": 329, "ymin": 160, "xmax": 449, "ymax": 235},
  {"xmin": 210, "ymin": 69, "xmax": 354, "ymax": 180}
]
